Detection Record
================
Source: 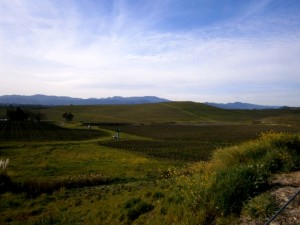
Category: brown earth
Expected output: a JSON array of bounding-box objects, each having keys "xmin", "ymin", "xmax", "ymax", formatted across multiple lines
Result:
[{"xmin": 241, "ymin": 171, "xmax": 300, "ymax": 225}]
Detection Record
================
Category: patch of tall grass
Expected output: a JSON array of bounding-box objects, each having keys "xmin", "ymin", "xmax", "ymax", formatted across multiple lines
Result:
[
  {"xmin": 169, "ymin": 132, "xmax": 300, "ymax": 224},
  {"xmin": 1, "ymin": 132, "xmax": 299, "ymax": 224},
  {"xmin": 242, "ymin": 192, "xmax": 279, "ymax": 220}
]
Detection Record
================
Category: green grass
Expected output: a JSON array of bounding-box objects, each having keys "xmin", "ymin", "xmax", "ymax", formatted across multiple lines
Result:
[
  {"xmin": 242, "ymin": 192, "xmax": 279, "ymax": 220},
  {"xmin": 1, "ymin": 130, "xmax": 300, "ymax": 224},
  {"xmin": 1, "ymin": 142, "xmax": 172, "ymax": 182},
  {"xmin": 37, "ymin": 101, "xmax": 300, "ymax": 124},
  {"xmin": 1, "ymin": 103, "xmax": 300, "ymax": 224},
  {"xmin": 99, "ymin": 123, "xmax": 300, "ymax": 162}
]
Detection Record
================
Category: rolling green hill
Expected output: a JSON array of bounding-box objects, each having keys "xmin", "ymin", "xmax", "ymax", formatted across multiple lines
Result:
[
  {"xmin": 38, "ymin": 101, "xmax": 247, "ymax": 124},
  {"xmin": 1, "ymin": 101, "xmax": 300, "ymax": 225},
  {"xmin": 39, "ymin": 101, "xmax": 300, "ymax": 124}
]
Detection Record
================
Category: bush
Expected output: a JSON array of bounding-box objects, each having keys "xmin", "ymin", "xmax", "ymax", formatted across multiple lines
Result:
[
  {"xmin": 265, "ymin": 132, "xmax": 300, "ymax": 151},
  {"xmin": 62, "ymin": 112, "xmax": 74, "ymax": 123},
  {"xmin": 242, "ymin": 192, "xmax": 278, "ymax": 219},
  {"xmin": 183, "ymin": 132, "xmax": 300, "ymax": 224},
  {"xmin": 262, "ymin": 149, "xmax": 296, "ymax": 173},
  {"xmin": 212, "ymin": 132, "xmax": 300, "ymax": 170},
  {"xmin": 209, "ymin": 164, "xmax": 269, "ymax": 215},
  {"xmin": 257, "ymin": 132, "xmax": 300, "ymax": 172}
]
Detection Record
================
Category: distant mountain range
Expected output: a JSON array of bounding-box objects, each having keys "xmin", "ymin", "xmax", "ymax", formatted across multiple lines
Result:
[
  {"xmin": 0, "ymin": 95, "xmax": 284, "ymax": 109},
  {"xmin": 0, "ymin": 94, "xmax": 170, "ymax": 105},
  {"xmin": 205, "ymin": 102, "xmax": 282, "ymax": 110}
]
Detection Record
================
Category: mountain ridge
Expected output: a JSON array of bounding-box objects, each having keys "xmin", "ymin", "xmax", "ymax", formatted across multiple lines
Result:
[
  {"xmin": 0, "ymin": 94, "xmax": 286, "ymax": 109},
  {"xmin": 205, "ymin": 101, "xmax": 282, "ymax": 110},
  {"xmin": 0, "ymin": 94, "xmax": 170, "ymax": 105}
]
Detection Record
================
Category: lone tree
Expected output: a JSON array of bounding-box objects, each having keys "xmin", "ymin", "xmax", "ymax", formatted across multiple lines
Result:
[
  {"xmin": 31, "ymin": 112, "xmax": 46, "ymax": 122},
  {"xmin": 62, "ymin": 112, "xmax": 74, "ymax": 123}
]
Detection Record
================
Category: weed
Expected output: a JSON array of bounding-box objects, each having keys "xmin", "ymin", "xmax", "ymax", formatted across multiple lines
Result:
[
  {"xmin": 209, "ymin": 164, "xmax": 269, "ymax": 215},
  {"xmin": 242, "ymin": 192, "xmax": 278, "ymax": 220}
]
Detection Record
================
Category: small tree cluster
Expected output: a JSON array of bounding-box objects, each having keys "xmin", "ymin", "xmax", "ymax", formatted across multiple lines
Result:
[
  {"xmin": 6, "ymin": 107, "xmax": 46, "ymax": 122},
  {"xmin": 6, "ymin": 107, "xmax": 28, "ymax": 121},
  {"xmin": 62, "ymin": 112, "xmax": 74, "ymax": 123}
]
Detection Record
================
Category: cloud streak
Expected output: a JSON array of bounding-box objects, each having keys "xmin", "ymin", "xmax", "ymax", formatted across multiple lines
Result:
[{"xmin": 1, "ymin": 0, "xmax": 300, "ymax": 106}]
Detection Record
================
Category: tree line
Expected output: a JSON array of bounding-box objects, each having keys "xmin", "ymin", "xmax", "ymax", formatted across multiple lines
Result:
[
  {"xmin": 6, "ymin": 107, "xmax": 46, "ymax": 122},
  {"xmin": 4, "ymin": 107, "xmax": 75, "ymax": 123}
]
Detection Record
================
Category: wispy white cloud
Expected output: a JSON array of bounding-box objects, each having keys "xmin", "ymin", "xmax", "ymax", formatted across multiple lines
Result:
[{"xmin": 0, "ymin": 0, "xmax": 300, "ymax": 105}]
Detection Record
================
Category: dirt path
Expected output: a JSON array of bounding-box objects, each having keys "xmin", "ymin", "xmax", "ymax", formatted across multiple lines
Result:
[
  {"xmin": 268, "ymin": 171, "xmax": 300, "ymax": 225},
  {"xmin": 240, "ymin": 171, "xmax": 300, "ymax": 225}
]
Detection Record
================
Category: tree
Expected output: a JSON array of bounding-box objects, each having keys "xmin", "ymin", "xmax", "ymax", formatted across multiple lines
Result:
[
  {"xmin": 29, "ymin": 112, "xmax": 46, "ymax": 122},
  {"xmin": 62, "ymin": 112, "xmax": 74, "ymax": 123},
  {"xmin": 5, "ymin": 107, "xmax": 46, "ymax": 122},
  {"xmin": 6, "ymin": 107, "xmax": 29, "ymax": 121}
]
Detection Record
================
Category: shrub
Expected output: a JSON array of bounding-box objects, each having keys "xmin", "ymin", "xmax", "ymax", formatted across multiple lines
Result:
[
  {"xmin": 209, "ymin": 164, "xmax": 269, "ymax": 216},
  {"xmin": 182, "ymin": 133, "xmax": 300, "ymax": 223},
  {"xmin": 242, "ymin": 192, "xmax": 278, "ymax": 219},
  {"xmin": 212, "ymin": 132, "xmax": 300, "ymax": 170},
  {"xmin": 212, "ymin": 142, "xmax": 269, "ymax": 169},
  {"xmin": 264, "ymin": 132, "xmax": 300, "ymax": 151},
  {"xmin": 262, "ymin": 149, "xmax": 296, "ymax": 173},
  {"xmin": 257, "ymin": 132, "xmax": 300, "ymax": 172},
  {"xmin": 62, "ymin": 112, "xmax": 74, "ymax": 123}
]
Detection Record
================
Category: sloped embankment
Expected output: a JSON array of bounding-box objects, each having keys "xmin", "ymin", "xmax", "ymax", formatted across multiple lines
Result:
[{"xmin": 169, "ymin": 132, "xmax": 300, "ymax": 224}]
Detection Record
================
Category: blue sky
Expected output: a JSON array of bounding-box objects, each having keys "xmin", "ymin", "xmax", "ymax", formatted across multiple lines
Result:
[{"xmin": 1, "ymin": 0, "xmax": 300, "ymax": 106}]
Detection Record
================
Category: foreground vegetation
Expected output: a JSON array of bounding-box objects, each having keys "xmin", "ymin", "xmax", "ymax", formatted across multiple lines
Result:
[
  {"xmin": 1, "ymin": 130, "xmax": 299, "ymax": 224},
  {"xmin": 32, "ymin": 101, "xmax": 300, "ymax": 124},
  {"xmin": 1, "ymin": 103, "xmax": 300, "ymax": 224}
]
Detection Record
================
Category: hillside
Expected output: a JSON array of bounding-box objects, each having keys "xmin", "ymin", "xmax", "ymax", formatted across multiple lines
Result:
[
  {"xmin": 39, "ymin": 101, "xmax": 248, "ymax": 124},
  {"xmin": 1, "ymin": 102, "xmax": 300, "ymax": 224},
  {"xmin": 38, "ymin": 101, "xmax": 300, "ymax": 124}
]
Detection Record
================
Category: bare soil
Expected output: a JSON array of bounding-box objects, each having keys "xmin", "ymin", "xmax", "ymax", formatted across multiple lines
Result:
[
  {"xmin": 268, "ymin": 171, "xmax": 300, "ymax": 225},
  {"xmin": 241, "ymin": 171, "xmax": 300, "ymax": 225}
]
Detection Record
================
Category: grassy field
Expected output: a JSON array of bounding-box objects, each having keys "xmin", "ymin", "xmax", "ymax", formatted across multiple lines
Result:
[
  {"xmin": 100, "ymin": 123, "xmax": 300, "ymax": 162},
  {"xmin": 1, "ymin": 102, "xmax": 300, "ymax": 224},
  {"xmin": 36, "ymin": 101, "xmax": 300, "ymax": 124}
]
